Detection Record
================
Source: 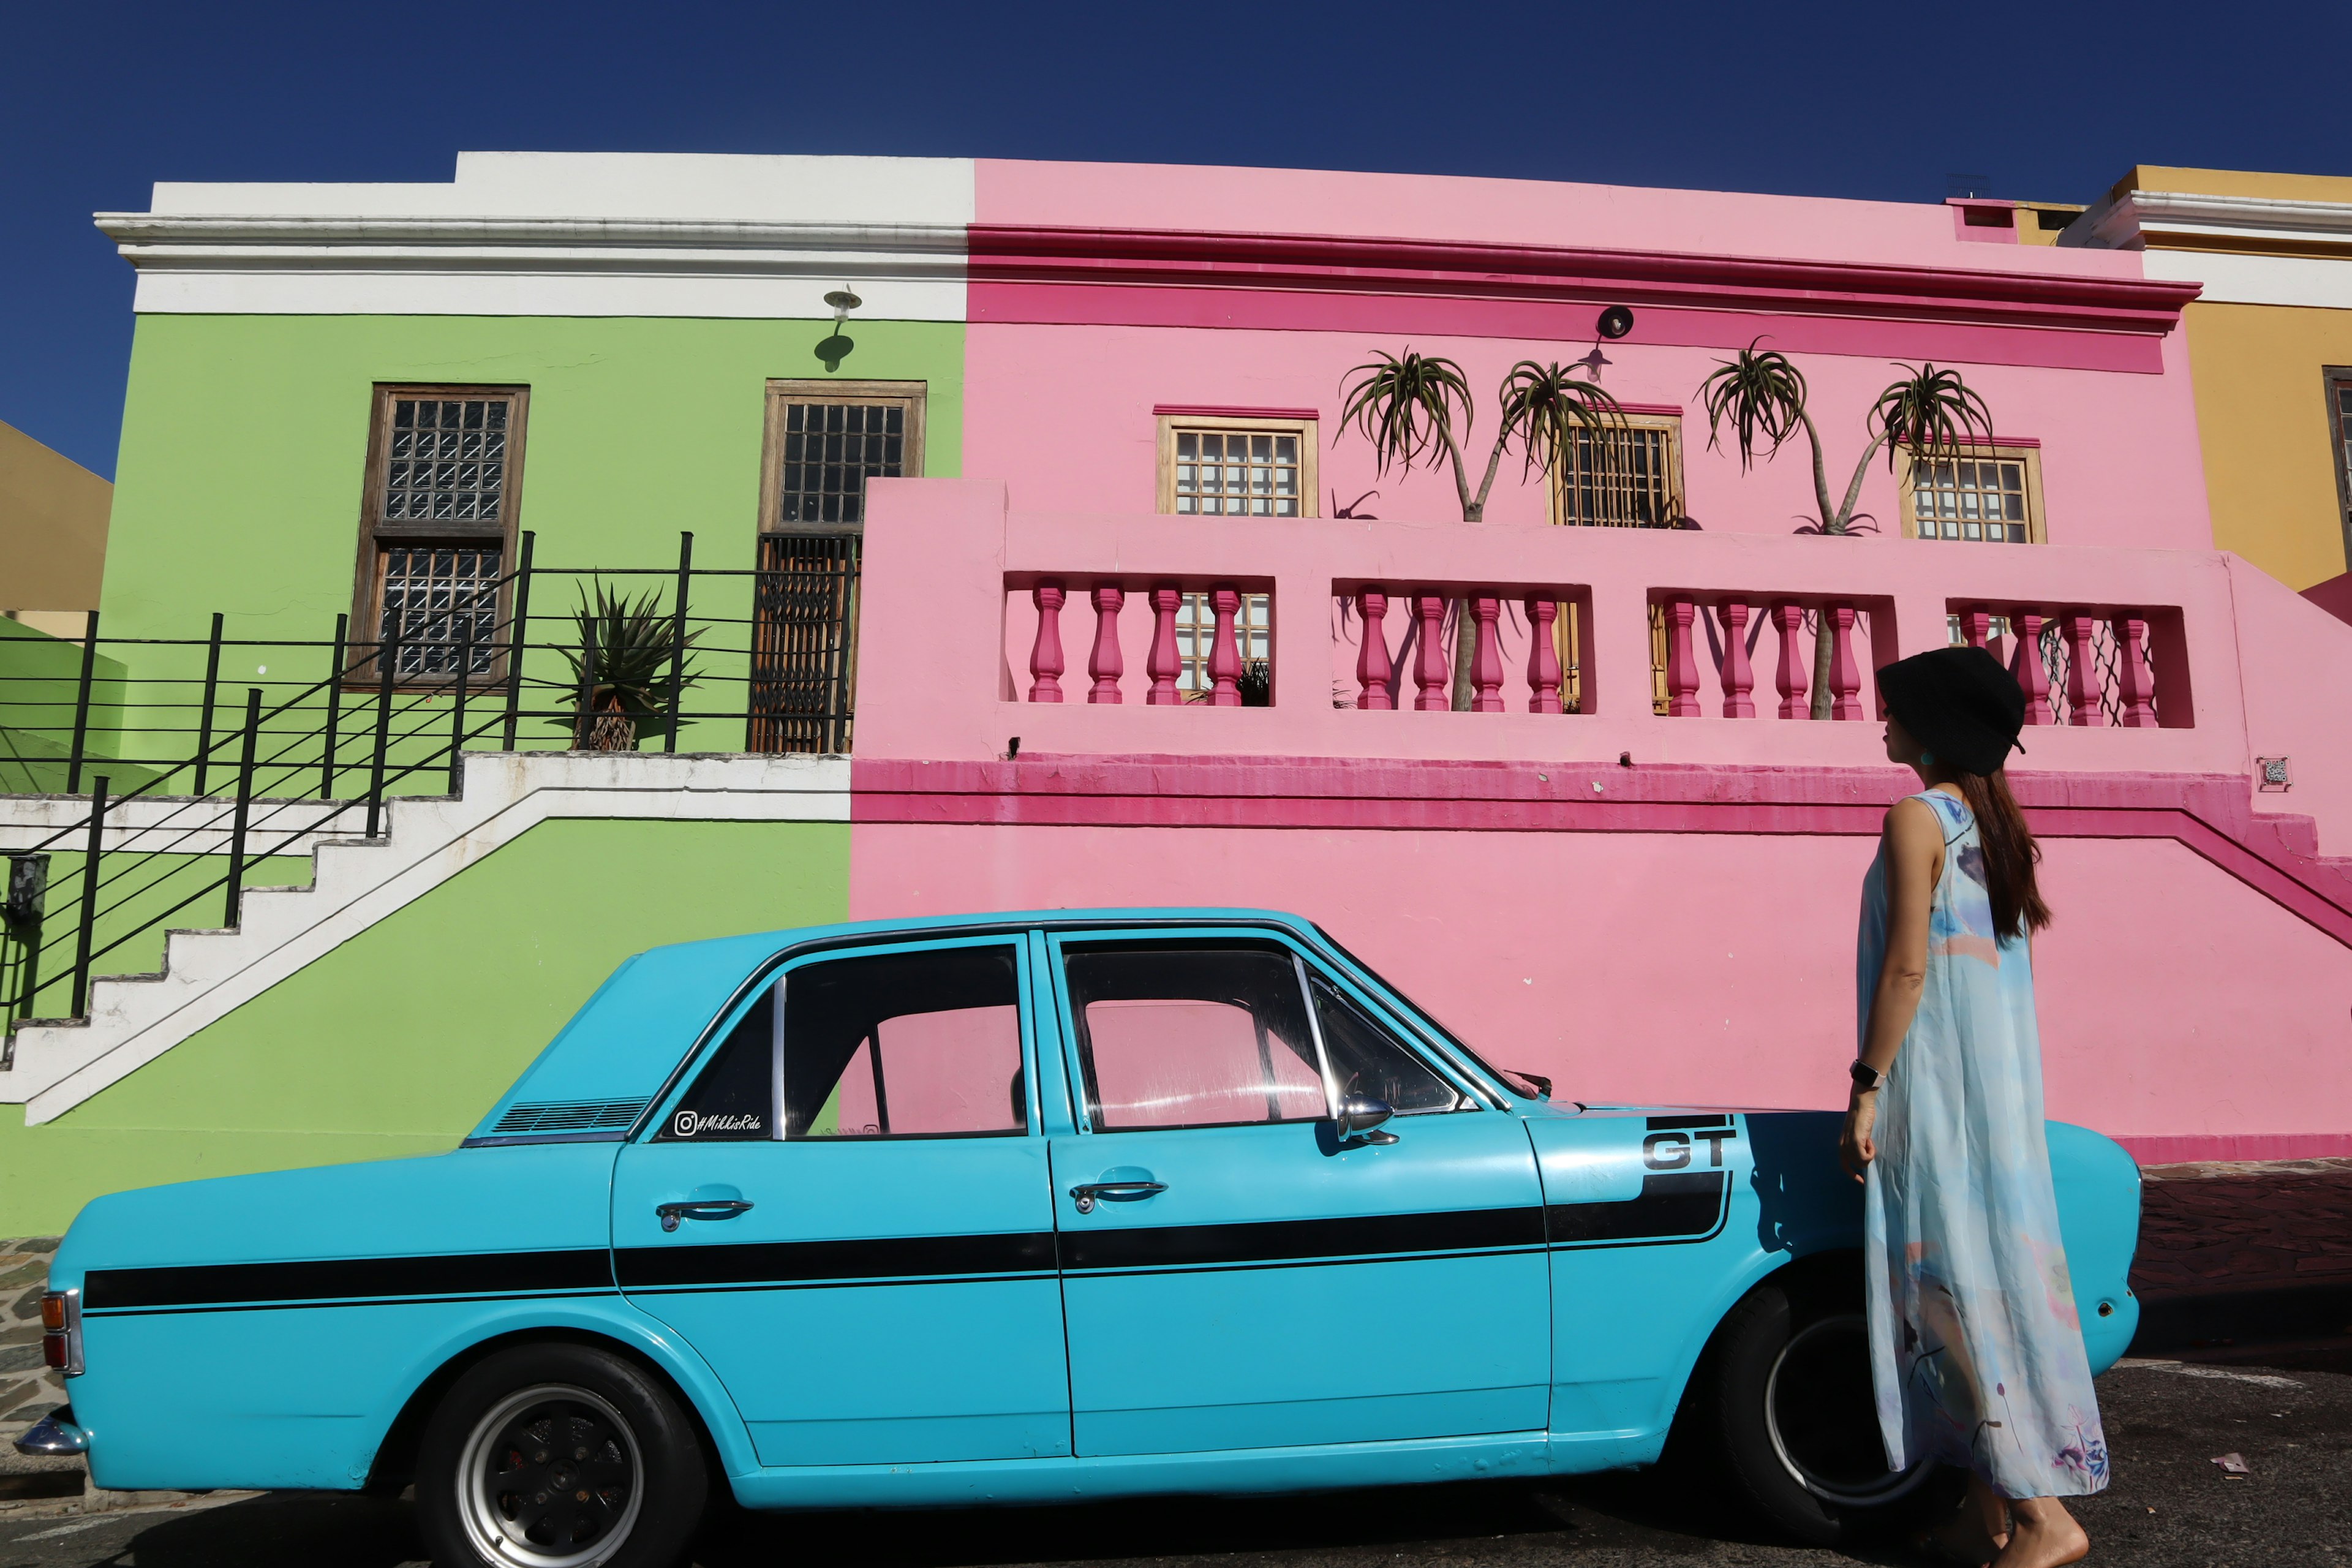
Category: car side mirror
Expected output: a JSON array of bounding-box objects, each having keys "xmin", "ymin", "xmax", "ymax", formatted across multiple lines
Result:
[{"xmin": 1335, "ymin": 1097, "xmax": 1398, "ymax": 1145}]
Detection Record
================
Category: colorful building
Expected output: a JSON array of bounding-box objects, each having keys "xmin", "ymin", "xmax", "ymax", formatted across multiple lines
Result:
[{"xmin": 4, "ymin": 153, "xmax": 2351, "ymax": 1236}]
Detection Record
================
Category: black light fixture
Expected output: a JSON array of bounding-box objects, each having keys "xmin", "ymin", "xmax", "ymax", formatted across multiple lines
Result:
[{"xmin": 1596, "ymin": 304, "xmax": 1635, "ymax": 341}]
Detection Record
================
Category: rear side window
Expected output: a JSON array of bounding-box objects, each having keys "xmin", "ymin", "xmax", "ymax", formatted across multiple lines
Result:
[
  {"xmin": 1065, "ymin": 943, "xmax": 1327, "ymax": 1130},
  {"xmin": 784, "ymin": 944, "xmax": 1027, "ymax": 1139},
  {"xmin": 659, "ymin": 988, "xmax": 775, "ymax": 1141}
]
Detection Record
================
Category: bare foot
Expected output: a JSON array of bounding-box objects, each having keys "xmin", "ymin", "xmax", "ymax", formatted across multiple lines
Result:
[
  {"xmin": 1992, "ymin": 1509, "xmax": 2088, "ymax": 1568},
  {"xmin": 1912, "ymin": 1511, "xmax": 2008, "ymax": 1566}
]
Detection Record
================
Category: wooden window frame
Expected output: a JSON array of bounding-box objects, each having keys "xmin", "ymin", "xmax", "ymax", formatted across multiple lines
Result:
[
  {"xmin": 1898, "ymin": 443, "xmax": 2047, "ymax": 545},
  {"xmin": 758, "ymin": 379, "xmax": 927, "ymax": 537},
  {"xmin": 2326, "ymin": 367, "xmax": 2352, "ymax": 572},
  {"xmin": 349, "ymin": 383, "xmax": 530, "ymax": 687},
  {"xmin": 1547, "ymin": 412, "xmax": 1686, "ymax": 528},
  {"xmin": 1155, "ymin": 414, "xmax": 1320, "ymax": 518}
]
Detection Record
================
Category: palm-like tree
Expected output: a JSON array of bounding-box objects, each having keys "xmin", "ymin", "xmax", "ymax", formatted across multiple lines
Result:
[
  {"xmin": 1340, "ymin": 352, "xmax": 1623, "ymax": 708},
  {"xmin": 1697, "ymin": 345, "xmax": 1994, "ymax": 717}
]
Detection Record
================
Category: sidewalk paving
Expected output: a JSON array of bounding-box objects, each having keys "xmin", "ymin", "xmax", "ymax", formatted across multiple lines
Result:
[{"xmin": 2130, "ymin": 1159, "xmax": 2352, "ymax": 1367}]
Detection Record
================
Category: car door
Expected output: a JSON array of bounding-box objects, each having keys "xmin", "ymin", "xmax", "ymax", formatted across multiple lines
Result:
[
  {"xmin": 612, "ymin": 935, "xmax": 1070, "ymax": 1467},
  {"xmin": 1045, "ymin": 929, "xmax": 1551, "ymax": 1457}
]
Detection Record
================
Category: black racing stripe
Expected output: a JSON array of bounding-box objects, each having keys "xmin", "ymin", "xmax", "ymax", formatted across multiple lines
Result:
[
  {"xmin": 615, "ymin": 1231, "xmax": 1056, "ymax": 1290},
  {"xmin": 1059, "ymin": 1205, "xmax": 1544, "ymax": 1272},
  {"xmin": 81, "ymin": 1248, "xmax": 612, "ymax": 1311},
  {"xmin": 1547, "ymin": 1172, "xmax": 1728, "ymax": 1246},
  {"xmin": 1644, "ymin": 1114, "xmax": 1735, "ymax": 1131}
]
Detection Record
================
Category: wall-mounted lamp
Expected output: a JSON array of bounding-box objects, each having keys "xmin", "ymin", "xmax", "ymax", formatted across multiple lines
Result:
[
  {"xmin": 817, "ymin": 287, "xmax": 861, "ymax": 372},
  {"xmin": 1596, "ymin": 304, "xmax": 1635, "ymax": 339}
]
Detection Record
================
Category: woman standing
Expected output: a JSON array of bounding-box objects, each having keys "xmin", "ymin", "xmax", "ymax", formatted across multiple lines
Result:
[{"xmin": 1843, "ymin": 647, "xmax": 2107, "ymax": 1568}]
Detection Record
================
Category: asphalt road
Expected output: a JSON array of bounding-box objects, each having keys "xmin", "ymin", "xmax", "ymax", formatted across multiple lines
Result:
[{"xmin": 4, "ymin": 1359, "xmax": 2345, "ymax": 1568}]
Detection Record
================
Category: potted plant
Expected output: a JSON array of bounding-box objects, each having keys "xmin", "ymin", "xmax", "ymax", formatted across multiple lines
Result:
[{"xmin": 561, "ymin": 585, "xmax": 703, "ymax": 751}]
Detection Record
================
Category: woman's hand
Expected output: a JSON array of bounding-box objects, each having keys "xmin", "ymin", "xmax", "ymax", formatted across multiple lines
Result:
[{"xmin": 1840, "ymin": 1090, "xmax": 1879, "ymax": 1182}]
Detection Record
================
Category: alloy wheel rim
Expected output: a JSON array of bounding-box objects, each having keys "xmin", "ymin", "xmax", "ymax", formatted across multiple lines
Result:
[
  {"xmin": 455, "ymin": 1383, "xmax": 644, "ymax": 1568},
  {"xmin": 1763, "ymin": 1313, "xmax": 1934, "ymax": 1507}
]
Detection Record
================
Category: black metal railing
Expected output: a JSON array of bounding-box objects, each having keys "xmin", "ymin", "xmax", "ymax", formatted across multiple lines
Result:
[{"xmin": 0, "ymin": 530, "xmax": 860, "ymax": 1035}]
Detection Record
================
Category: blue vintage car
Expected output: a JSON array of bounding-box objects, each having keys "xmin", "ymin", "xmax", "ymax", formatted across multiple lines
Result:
[{"xmin": 22, "ymin": 909, "xmax": 2140, "ymax": 1567}]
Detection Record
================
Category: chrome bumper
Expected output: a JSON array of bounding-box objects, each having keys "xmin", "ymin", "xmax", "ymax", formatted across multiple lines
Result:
[{"xmin": 13, "ymin": 1407, "xmax": 89, "ymax": 1457}]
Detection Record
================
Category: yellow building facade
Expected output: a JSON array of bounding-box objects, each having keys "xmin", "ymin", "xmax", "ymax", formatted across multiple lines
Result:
[
  {"xmin": 2065, "ymin": 167, "xmax": 2352, "ymax": 592},
  {"xmin": 0, "ymin": 419, "xmax": 113, "ymax": 638}
]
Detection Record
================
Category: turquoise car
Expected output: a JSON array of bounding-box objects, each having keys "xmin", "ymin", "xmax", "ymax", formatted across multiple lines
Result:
[{"xmin": 21, "ymin": 909, "xmax": 2140, "ymax": 1567}]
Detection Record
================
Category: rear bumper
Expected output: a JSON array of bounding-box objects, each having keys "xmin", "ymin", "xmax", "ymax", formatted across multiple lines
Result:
[{"xmin": 13, "ymin": 1407, "xmax": 89, "ymax": 1457}]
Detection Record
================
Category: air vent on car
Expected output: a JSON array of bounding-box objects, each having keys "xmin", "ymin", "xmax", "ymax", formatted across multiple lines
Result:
[{"xmin": 490, "ymin": 1098, "xmax": 650, "ymax": 1136}]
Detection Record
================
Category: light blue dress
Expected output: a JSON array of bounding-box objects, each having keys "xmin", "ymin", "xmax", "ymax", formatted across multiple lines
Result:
[{"xmin": 1856, "ymin": 789, "xmax": 2109, "ymax": 1499}]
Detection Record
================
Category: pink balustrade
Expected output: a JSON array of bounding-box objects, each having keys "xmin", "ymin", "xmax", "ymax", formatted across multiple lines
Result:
[{"xmin": 1947, "ymin": 601, "xmax": 2182, "ymax": 729}]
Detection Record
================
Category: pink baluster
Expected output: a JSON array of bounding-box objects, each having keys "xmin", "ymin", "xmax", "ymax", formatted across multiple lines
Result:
[
  {"xmin": 1355, "ymin": 589, "xmax": 1394, "ymax": 710},
  {"xmin": 1145, "ymin": 586, "xmax": 1183, "ymax": 706},
  {"xmin": 2111, "ymin": 613, "xmax": 2158, "ymax": 728},
  {"xmin": 1087, "ymin": 584, "xmax": 1124, "ymax": 703},
  {"xmin": 1207, "ymin": 586, "xmax": 1243, "ymax": 707},
  {"xmin": 2012, "ymin": 609, "xmax": 2052, "ymax": 725},
  {"xmin": 1827, "ymin": 603, "xmax": 1863, "ymax": 720},
  {"xmin": 1719, "ymin": 598, "xmax": 1755, "ymax": 718},
  {"xmin": 1773, "ymin": 602, "xmax": 1809, "ymax": 720},
  {"xmin": 1959, "ymin": 606, "xmax": 1992, "ymax": 649},
  {"xmin": 1525, "ymin": 597, "xmax": 1564, "ymax": 715},
  {"xmin": 1412, "ymin": 594, "xmax": 1450, "ymax": 711},
  {"xmin": 1468, "ymin": 596, "xmax": 1506, "ymax": 712},
  {"xmin": 2062, "ymin": 612, "xmax": 2101, "ymax": 726},
  {"xmin": 1027, "ymin": 580, "xmax": 1066, "ymax": 703},
  {"xmin": 1663, "ymin": 597, "xmax": 1700, "ymax": 717}
]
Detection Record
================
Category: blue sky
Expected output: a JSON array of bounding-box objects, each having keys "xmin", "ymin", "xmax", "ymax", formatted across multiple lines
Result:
[{"xmin": 8, "ymin": 1, "xmax": 2347, "ymax": 480}]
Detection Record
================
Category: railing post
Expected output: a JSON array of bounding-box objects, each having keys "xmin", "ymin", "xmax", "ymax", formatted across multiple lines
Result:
[
  {"xmin": 66, "ymin": 611, "xmax": 99, "ymax": 796},
  {"xmin": 224, "ymin": 688, "xmax": 260, "ymax": 929},
  {"xmin": 664, "ymin": 531, "xmax": 693, "ymax": 753},
  {"xmin": 448, "ymin": 624, "xmax": 472, "ymax": 796},
  {"xmin": 1827, "ymin": 603, "xmax": 1864, "ymax": 720},
  {"xmin": 575, "ymin": 616, "xmax": 599, "ymax": 749},
  {"xmin": 1772, "ymin": 602, "xmax": 1809, "ymax": 720},
  {"xmin": 319, "ymin": 612, "xmax": 347, "ymax": 800},
  {"xmin": 501, "ymin": 531, "xmax": 535, "ymax": 750},
  {"xmin": 1959, "ymin": 606, "xmax": 1992, "ymax": 650},
  {"xmin": 1356, "ymin": 590, "xmax": 1395, "ymax": 710},
  {"xmin": 2011, "ymin": 611, "xmax": 2052, "ymax": 725},
  {"xmin": 1663, "ymin": 597, "xmax": 1701, "ymax": 717},
  {"xmin": 1207, "ymin": 587, "xmax": 1243, "ymax": 707},
  {"xmin": 1719, "ymin": 598, "xmax": 1756, "ymax": 718},
  {"xmin": 1525, "ymin": 597, "xmax": 1562, "ymax": 715},
  {"xmin": 2112, "ymin": 613, "xmax": 2159, "ymax": 728},
  {"xmin": 193, "ymin": 611, "xmax": 225, "ymax": 795},
  {"xmin": 2062, "ymin": 612, "xmax": 2102, "ymax": 726},
  {"xmin": 366, "ymin": 630, "xmax": 398, "ymax": 837},
  {"xmin": 1468, "ymin": 596, "xmax": 1505, "ymax": 712},
  {"xmin": 1087, "ymin": 584, "xmax": 1125, "ymax": 704},
  {"xmin": 1027, "ymin": 580, "xmax": 1067, "ymax": 703},
  {"xmin": 1412, "ymin": 594, "xmax": 1450, "ymax": 711},
  {"xmin": 1146, "ymin": 587, "xmax": 1183, "ymax": 705},
  {"xmin": 70, "ymin": 776, "xmax": 108, "ymax": 1020}
]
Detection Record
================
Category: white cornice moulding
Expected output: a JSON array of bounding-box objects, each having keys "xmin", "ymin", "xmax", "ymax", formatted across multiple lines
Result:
[{"xmin": 2083, "ymin": 190, "xmax": 2352, "ymax": 252}]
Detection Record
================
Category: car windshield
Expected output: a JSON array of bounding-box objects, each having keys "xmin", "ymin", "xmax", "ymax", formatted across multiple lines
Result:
[{"xmin": 1309, "ymin": 925, "xmax": 1549, "ymax": 1100}]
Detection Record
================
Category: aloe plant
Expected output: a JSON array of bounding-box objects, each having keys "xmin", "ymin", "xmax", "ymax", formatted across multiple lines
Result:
[
  {"xmin": 1340, "ymin": 351, "xmax": 1622, "ymax": 707},
  {"xmin": 1697, "ymin": 345, "xmax": 1994, "ymax": 716},
  {"xmin": 559, "ymin": 585, "xmax": 703, "ymax": 750}
]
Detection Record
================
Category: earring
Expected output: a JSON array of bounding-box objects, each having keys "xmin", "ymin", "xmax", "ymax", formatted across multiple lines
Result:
[{"xmin": 1921, "ymin": 750, "xmax": 1937, "ymax": 766}]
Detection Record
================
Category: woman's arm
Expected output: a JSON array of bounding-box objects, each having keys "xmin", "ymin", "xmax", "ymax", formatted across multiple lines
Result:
[{"xmin": 1841, "ymin": 796, "xmax": 1945, "ymax": 1179}]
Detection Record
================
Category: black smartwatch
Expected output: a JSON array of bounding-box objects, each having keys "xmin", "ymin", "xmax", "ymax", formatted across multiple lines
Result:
[{"xmin": 1849, "ymin": 1060, "xmax": 1887, "ymax": 1093}]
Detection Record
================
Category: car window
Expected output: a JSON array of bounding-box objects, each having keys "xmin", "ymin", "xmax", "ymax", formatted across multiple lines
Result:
[
  {"xmin": 1065, "ymin": 943, "xmax": 1327, "ymax": 1130},
  {"xmin": 786, "ymin": 945, "xmax": 1027, "ymax": 1139},
  {"xmin": 658, "ymin": 987, "xmax": 775, "ymax": 1141},
  {"xmin": 1306, "ymin": 969, "xmax": 1464, "ymax": 1114}
]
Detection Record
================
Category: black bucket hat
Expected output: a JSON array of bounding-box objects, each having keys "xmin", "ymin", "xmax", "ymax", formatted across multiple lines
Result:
[{"xmin": 1874, "ymin": 646, "xmax": 2026, "ymax": 776}]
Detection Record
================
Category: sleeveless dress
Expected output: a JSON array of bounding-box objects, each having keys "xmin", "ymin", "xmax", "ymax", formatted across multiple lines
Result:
[{"xmin": 1856, "ymin": 789, "xmax": 2109, "ymax": 1499}]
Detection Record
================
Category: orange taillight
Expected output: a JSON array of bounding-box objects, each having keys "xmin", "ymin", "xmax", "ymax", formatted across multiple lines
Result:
[{"xmin": 39, "ymin": 1292, "xmax": 66, "ymax": 1332}]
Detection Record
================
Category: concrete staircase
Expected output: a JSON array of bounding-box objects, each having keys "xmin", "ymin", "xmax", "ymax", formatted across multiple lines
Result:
[{"xmin": 0, "ymin": 752, "xmax": 847, "ymax": 1124}]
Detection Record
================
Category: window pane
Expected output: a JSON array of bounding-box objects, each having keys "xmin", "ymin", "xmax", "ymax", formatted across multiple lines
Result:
[
  {"xmin": 1308, "ymin": 971, "xmax": 1461, "ymax": 1114},
  {"xmin": 777, "ymin": 401, "xmax": 905, "ymax": 527},
  {"xmin": 783, "ymin": 946, "xmax": 1025, "ymax": 1139},
  {"xmin": 379, "ymin": 543, "xmax": 502, "ymax": 677},
  {"xmin": 1169, "ymin": 425, "xmax": 1305, "ymax": 520},
  {"xmin": 381, "ymin": 393, "xmax": 513, "ymax": 527},
  {"xmin": 1067, "ymin": 944, "xmax": 1325, "ymax": 1129},
  {"xmin": 658, "ymin": 989, "xmax": 775, "ymax": 1140}
]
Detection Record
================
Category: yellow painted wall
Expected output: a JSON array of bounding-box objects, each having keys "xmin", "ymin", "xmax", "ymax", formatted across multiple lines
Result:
[
  {"xmin": 2182, "ymin": 301, "xmax": 2352, "ymax": 589},
  {"xmin": 2118, "ymin": 167, "xmax": 2352, "ymax": 205},
  {"xmin": 0, "ymin": 420, "xmax": 111, "ymax": 616}
]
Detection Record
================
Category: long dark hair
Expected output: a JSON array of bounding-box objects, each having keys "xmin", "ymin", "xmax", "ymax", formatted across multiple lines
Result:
[{"xmin": 1954, "ymin": 769, "xmax": 2051, "ymax": 938}]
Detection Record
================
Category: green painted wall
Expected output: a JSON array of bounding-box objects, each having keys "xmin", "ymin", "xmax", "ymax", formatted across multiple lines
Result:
[{"xmin": 0, "ymin": 816, "xmax": 850, "ymax": 1234}]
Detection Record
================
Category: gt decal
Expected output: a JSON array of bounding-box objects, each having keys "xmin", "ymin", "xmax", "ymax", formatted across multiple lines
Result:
[
  {"xmin": 1547, "ymin": 1115, "xmax": 1738, "ymax": 1249},
  {"xmin": 1642, "ymin": 1127, "xmax": 1735, "ymax": 1170}
]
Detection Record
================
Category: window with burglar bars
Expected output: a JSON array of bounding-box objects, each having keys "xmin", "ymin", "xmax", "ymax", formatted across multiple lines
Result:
[
  {"xmin": 1901, "ymin": 447, "xmax": 2044, "ymax": 545},
  {"xmin": 2330, "ymin": 371, "xmax": 2352, "ymax": 562},
  {"xmin": 353, "ymin": 386, "xmax": 526, "ymax": 682},
  {"xmin": 1158, "ymin": 417, "xmax": 1318, "ymax": 519},
  {"xmin": 751, "ymin": 382, "xmax": 925, "ymax": 753},
  {"xmin": 1551, "ymin": 417, "xmax": 1684, "ymax": 528}
]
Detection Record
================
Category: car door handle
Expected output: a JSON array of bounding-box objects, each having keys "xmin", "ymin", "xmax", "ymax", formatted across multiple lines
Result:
[
  {"xmin": 1069, "ymin": 1180, "xmax": 1166, "ymax": 1215},
  {"xmin": 656, "ymin": 1199, "xmax": 753, "ymax": 1232}
]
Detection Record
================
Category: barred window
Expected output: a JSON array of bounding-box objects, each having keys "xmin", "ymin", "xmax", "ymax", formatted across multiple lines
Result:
[
  {"xmin": 1905, "ymin": 449, "xmax": 2042, "ymax": 545},
  {"xmin": 356, "ymin": 385, "xmax": 526, "ymax": 682},
  {"xmin": 1553, "ymin": 417, "xmax": 1683, "ymax": 528},
  {"xmin": 2330, "ymin": 373, "xmax": 2352, "ymax": 552},
  {"xmin": 1157, "ymin": 415, "xmax": 1318, "ymax": 520},
  {"xmin": 776, "ymin": 401, "xmax": 905, "ymax": 526}
]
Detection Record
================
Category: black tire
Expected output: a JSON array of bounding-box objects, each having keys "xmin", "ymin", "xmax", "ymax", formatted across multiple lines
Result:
[
  {"xmin": 415, "ymin": 1341, "xmax": 709, "ymax": 1568},
  {"xmin": 1686, "ymin": 1280, "xmax": 1958, "ymax": 1547}
]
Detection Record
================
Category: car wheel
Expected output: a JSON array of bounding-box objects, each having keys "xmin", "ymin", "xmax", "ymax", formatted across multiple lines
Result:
[
  {"xmin": 415, "ymin": 1342, "xmax": 707, "ymax": 1568},
  {"xmin": 1691, "ymin": 1280, "xmax": 1953, "ymax": 1547}
]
